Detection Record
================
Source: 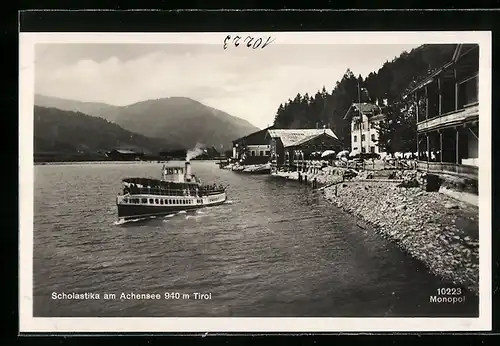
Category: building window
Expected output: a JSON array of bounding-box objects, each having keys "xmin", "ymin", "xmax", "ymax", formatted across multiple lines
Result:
[
  {"xmin": 265, "ymin": 151, "xmax": 270, "ymax": 156},
  {"xmin": 251, "ymin": 151, "xmax": 255, "ymax": 156},
  {"xmin": 361, "ymin": 134, "xmax": 365, "ymax": 142},
  {"xmin": 370, "ymin": 146, "xmax": 375, "ymax": 153},
  {"xmin": 458, "ymin": 75, "xmax": 478, "ymax": 108},
  {"xmin": 361, "ymin": 147, "xmax": 366, "ymax": 153},
  {"xmin": 370, "ymin": 122, "xmax": 375, "ymax": 129},
  {"xmin": 259, "ymin": 151, "xmax": 264, "ymax": 156},
  {"xmin": 353, "ymin": 123, "xmax": 360, "ymax": 131},
  {"xmin": 354, "ymin": 135, "xmax": 357, "ymax": 142},
  {"xmin": 353, "ymin": 147, "xmax": 358, "ymax": 151},
  {"xmin": 371, "ymin": 134, "xmax": 376, "ymax": 141}
]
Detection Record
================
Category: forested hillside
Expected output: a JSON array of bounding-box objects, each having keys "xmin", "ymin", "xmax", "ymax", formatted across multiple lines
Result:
[
  {"xmin": 34, "ymin": 106, "xmax": 177, "ymax": 155},
  {"xmin": 35, "ymin": 95, "xmax": 260, "ymax": 151},
  {"xmin": 273, "ymin": 44, "xmax": 457, "ymax": 149}
]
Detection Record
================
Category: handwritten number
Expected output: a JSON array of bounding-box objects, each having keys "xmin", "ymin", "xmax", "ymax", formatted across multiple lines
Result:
[
  {"xmin": 262, "ymin": 36, "xmax": 275, "ymax": 48},
  {"xmin": 223, "ymin": 35, "xmax": 230, "ymax": 50},
  {"xmin": 253, "ymin": 38, "xmax": 262, "ymax": 49},
  {"xmin": 224, "ymin": 35, "xmax": 274, "ymax": 49},
  {"xmin": 245, "ymin": 36, "xmax": 254, "ymax": 47}
]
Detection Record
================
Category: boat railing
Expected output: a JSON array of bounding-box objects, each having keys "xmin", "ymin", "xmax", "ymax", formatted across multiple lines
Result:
[
  {"xmin": 123, "ymin": 186, "xmax": 197, "ymax": 196},
  {"xmin": 199, "ymin": 185, "xmax": 228, "ymax": 195}
]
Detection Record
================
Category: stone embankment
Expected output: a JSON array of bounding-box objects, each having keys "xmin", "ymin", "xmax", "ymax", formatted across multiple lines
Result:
[{"xmin": 323, "ymin": 180, "xmax": 479, "ymax": 295}]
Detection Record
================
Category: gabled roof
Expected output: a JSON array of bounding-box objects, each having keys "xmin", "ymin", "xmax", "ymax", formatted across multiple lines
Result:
[
  {"xmin": 233, "ymin": 126, "xmax": 273, "ymax": 144},
  {"xmin": 267, "ymin": 129, "xmax": 338, "ymax": 148},
  {"xmin": 452, "ymin": 43, "xmax": 478, "ymax": 62},
  {"xmin": 403, "ymin": 43, "xmax": 479, "ymax": 97},
  {"xmin": 343, "ymin": 102, "xmax": 383, "ymax": 120},
  {"xmin": 289, "ymin": 131, "xmax": 340, "ymax": 147}
]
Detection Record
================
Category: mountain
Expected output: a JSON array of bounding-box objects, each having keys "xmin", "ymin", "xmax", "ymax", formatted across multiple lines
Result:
[
  {"xmin": 34, "ymin": 94, "xmax": 120, "ymax": 121},
  {"xmin": 34, "ymin": 106, "xmax": 178, "ymax": 155},
  {"xmin": 34, "ymin": 95, "xmax": 260, "ymax": 150}
]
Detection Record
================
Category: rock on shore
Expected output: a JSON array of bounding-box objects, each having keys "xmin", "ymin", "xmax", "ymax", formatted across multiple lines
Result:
[{"xmin": 323, "ymin": 181, "xmax": 479, "ymax": 295}]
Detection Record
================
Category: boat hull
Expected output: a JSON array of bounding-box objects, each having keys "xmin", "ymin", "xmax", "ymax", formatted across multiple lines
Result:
[{"xmin": 116, "ymin": 193, "xmax": 227, "ymax": 220}]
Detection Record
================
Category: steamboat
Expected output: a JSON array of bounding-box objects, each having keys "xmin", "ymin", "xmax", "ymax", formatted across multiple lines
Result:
[{"xmin": 116, "ymin": 160, "xmax": 228, "ymax": 220}]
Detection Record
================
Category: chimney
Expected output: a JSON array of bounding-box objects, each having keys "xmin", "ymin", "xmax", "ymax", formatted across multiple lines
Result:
[{"xmin": 185, "ymin": 160, "xmax": 192, "ymax": 181}]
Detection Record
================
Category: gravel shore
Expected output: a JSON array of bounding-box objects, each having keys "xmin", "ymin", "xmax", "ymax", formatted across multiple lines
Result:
[{"xmin": 323, "ymin": 181, "xmax": 479, "ymax": 295}]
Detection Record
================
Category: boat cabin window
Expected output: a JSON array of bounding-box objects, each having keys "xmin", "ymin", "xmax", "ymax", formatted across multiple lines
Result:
[
  {"xmin": 155, "ymin": 198, "xmax": 159, "ymax": 204},
  {"xmin": 141, "ymin": 198, "xmax": 147, "ymax": 203},
  {"xmin": 149, "ymin": 198, "xmax": 153, "ymax": 204},
  {"xmin": 160, "ymin": 199, "xmax": 164, "ymax": 205}
]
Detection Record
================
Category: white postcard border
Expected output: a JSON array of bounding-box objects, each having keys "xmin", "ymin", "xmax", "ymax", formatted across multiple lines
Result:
[{"xmin": 19, "ymin": 31, "xmax": 492, "ymax": 332}]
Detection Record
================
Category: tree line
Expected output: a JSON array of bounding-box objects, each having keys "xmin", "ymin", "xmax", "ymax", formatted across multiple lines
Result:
[{"xmin": 273, "ymin": 44, "xmax": 457, "ymax": 153}]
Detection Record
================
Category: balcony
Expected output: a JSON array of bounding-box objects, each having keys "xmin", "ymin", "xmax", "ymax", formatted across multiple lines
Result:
[
  {"xmin": 417, "ymin": 103, "xmax": 478, "ymax": 132},
  {"xmin": 417, "ymin": 160, "xmax": 478, "ymax": 180}
]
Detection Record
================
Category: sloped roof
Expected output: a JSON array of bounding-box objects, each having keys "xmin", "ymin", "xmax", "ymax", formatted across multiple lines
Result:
[
  {"xmin": 452, "ymin": 43, "xmax": 479, "ymax": 62},
  {"xmin": 343, "ymin": 102, "xmax": 383, "ymax": 120},
  {"xmin": 403, "ymin": 43, "xmax": 479, "ymax": 97},
  {"xmin": 290, "ymin": 131, "xmax": 340, "ymax": 147},
  {"xmin": 233, "ymin": 126, "xmax": 273, "ymax": 145},
  {"xmin": 267, "ymin": 129, "xmax": 338, "ymax": 148}
]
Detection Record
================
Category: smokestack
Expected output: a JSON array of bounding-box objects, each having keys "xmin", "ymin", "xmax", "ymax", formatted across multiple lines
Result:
[{"xmin": 185, "ymin": 160, "xmax": 192, "ymax": 181}]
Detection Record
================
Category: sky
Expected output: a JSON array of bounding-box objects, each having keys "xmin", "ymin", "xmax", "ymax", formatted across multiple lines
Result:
[{"xmin": 35, "ymin": 43, "xmax": 421, "ymax": 129}]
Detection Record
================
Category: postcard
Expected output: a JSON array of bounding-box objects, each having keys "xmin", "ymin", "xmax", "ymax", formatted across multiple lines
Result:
[{"xmin": 19, "ymin": 30, "xmax": 492, "ymax": 332}]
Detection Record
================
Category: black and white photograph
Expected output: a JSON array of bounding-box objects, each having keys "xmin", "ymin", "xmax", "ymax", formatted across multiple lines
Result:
[{"xmin": 19, "ymin": 31, "xmax": 491, "ymax": 332}]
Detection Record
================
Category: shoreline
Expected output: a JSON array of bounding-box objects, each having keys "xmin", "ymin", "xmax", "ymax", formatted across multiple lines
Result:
[
  {"xmin": 34, "ymin": 159, "xmax": 221, "ymax": 166},
  {"xmin": 270, "ymin": 169, "xmax": 479, "ymax": 296}
]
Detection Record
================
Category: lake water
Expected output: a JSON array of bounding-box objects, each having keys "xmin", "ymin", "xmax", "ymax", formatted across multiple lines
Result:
[{"xmin": 33, "ymin": 161, "xmax": 478, "ymax": 317}]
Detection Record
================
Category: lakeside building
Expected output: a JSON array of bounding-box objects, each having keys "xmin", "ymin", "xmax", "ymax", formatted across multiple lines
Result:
[
  {"xmin": 266, "ymin": 128, "xmax": 342, "ymax": 170},
  {"xmin": 232, "ymin": 126, "xmax": 274, "ymax": 165},
  {"xmin": 231, "ymin": 127, "xmax": 342, "ymax": 169},
  {"xmin": 106, "ymin": 149, "xmax": 144, "ymax": 161},
  {"xmin": 343, "ymin": 102, "xmax": 387, "ymax": 155},
  {"xmin": 403, "ymin": 43, "xmax": 479, "ymax": 180}
]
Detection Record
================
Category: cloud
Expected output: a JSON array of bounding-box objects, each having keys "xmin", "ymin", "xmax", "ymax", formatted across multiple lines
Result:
[{"xmin": 35, "ymin": 43, "xmax": 421, "ymax": 128}]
